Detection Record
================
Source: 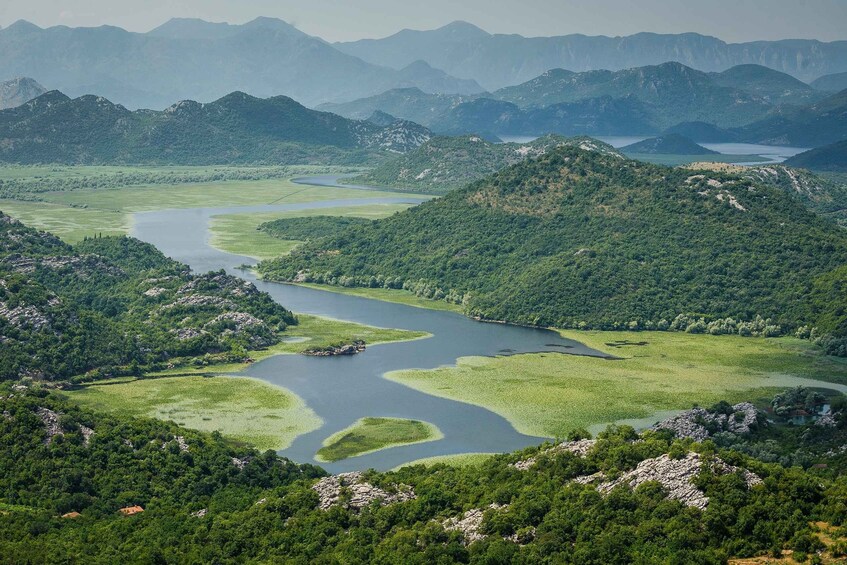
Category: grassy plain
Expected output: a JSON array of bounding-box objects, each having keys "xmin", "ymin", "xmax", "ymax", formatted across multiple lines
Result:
[
  {"xmin": 392, "ymin": 453, "xmax": 496, "ymax": 470},
  {"xmin": 386, "ymin": 331, "xmax": 847, "ymax": 439},
  {"xmin": 0, "ymin": 199, "xmax": 128, "ymax": 243},
  {"xmin": 0, "ymin": 167, "xmax": 426, "ymax": 243},
  {"xmin": 317, "ymin": 417, "xmax": 442, "ymax": 462},
  {"xmin": 209, "ymin": 203, "xmax": 415, "ymax": 261},
  {"xmin": 67, "ymin": 376, "xmax": 321, "ymax": 451}
]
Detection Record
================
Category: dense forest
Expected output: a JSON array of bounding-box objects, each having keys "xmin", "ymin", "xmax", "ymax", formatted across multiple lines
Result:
[
  {"xmin": 259, "ymin": 147, "xmax": 847, "ymax": 354},
  {"xmin": 2, "ymin": 384, "xmax": 846, "ymax": 563},
  {"xmin": 0, "ymin": 213, "xmax": 297, "ymax": 381}
]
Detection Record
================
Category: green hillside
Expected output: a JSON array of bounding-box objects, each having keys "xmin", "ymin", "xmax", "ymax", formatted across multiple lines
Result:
[
  {"xmin": 621, "ymin": 134, "xmax": 719, "ymax": 155},
  {"xmin": 0, "ymin": 90, "xmax": 431, "ymax": 165},
  {"xmin": 738, "ymin": 89, "xmax": 847, "ymax": 147},
  {"xmin": 0, "ymin": 213, "xmax": 297, "ymax": 381},
  {"xmin": 260, "ymin": 147, "xmax": 847, "ymax": 352},
  {"xmin": 492, "ymin": 62, "xmax": 773, "ymax": 129},
  {"xmin": 351, "ymin": 134, "xmax": 622, "ymax": 194},
  {"xmin": 3, "ymin": 384, "xmax": 847, "ymax": 562},
  {"xmin": 710, "ymin": 64, "xmax": 824, "ymax": 106}
]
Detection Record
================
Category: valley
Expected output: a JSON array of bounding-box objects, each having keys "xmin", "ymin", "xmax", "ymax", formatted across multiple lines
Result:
[{"xmin": 3, "ymin": 7, "xmax": 847, "ymax": 560}]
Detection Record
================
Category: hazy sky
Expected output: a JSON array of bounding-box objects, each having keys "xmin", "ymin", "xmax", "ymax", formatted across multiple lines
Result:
[{"xmin": 1, "ymin": 0, "xmax": 845, "ymax": 43}]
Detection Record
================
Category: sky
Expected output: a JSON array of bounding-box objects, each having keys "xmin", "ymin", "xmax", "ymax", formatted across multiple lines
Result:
[{"xmin": 0, "ymin": 0, "xmax": 845, "ymax": 43}]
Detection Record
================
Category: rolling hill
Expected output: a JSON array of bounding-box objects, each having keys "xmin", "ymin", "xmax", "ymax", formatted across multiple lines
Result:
[
  {"xmin": 351, "ymin": 134, "xmax": 622, "ymax": 193},
  {"xmin": 0, "ymin": 77, "xmax": 45, "ymax": 109},
  {"xmin": 317, "ymin": 87, "xmax": 477, "ymax": 127},
  {"xmin": 784, "ymin": 139, "xmax": 847, "ymax": 172},
  {"xmin": 491, "ymin": 63, "xmax": 773, "ymax": 129},
  {"xmin": 336, "ymin": 22, "xmax": 847, "ymax": 88},
  {"xmin": 737, "ymin": 88, "xmax": 847, "ymax": 147},
  {"xmin": 429, "ymin": 95, "xmax": 656, "ymax": 137},
  {"xmin": 0, "ymin": 90, "xmax": 431, "ymax": 165},
  {"xmin": 0, "ymin": 213, "xmax": 297, "ymax": 381},
  {"xmin": 709, "ymin": 64, "xmax": 824, "ymax": 106},
  {"xmin": 0, "ymin": 18, "xmax": 481, "ymax": 109},
  {"xmin": 260, "ymin": 146, "xmax": 847, "ymax": 343},
  {"xmin": 811, "ymin": 71, "xmax": 847, "ymax": 93},
  {"xmin": 621, "ymin": 134, "xmax": 719, "ymax": 155}
]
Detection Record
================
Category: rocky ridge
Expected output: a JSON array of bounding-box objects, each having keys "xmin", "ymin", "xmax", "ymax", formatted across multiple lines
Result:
[
  {"xmin": 512, "ymin": 438, "xmax": 597, "ymax": 470},
  {"xmin": 311, "ymin": 472, "xmax": 416, "ymax": 511},
  {"xmin": 596, "ymin": 452, "xmax": 762, "ymax": 510},
  {"xmin": 653, "ymin": 402, "xmax": 760, "ymax": 441}
]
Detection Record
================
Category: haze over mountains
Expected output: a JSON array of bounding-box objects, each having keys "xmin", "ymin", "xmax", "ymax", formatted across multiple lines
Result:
[
  {"xmin": 337, "ymin": 21, "xmax": 847, "ymax": 88},
  {"xmin": 0, "ymin": 18, "xmax": 483, "ymax": 109},
  {"xmin": 323, "ymin": 63, "xmax": 847, "ymax": 146},
  {"xmin": 1, "ymin": 18, "xmax": 846, "ymax": 111},
  {"xmin": 0, "ymin": 76, "xmax": 45, "ymax": 109}
]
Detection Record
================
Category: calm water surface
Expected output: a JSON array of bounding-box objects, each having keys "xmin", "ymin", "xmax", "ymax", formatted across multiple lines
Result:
[{"xmin": 131, "ymin": 192, "xmax": 610, "ymax": 472}]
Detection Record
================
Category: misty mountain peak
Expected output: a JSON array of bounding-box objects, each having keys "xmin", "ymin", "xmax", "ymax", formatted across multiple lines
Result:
[{"xmin": 436, "ymin": 20, "xmax": 490, "ymax": 39}]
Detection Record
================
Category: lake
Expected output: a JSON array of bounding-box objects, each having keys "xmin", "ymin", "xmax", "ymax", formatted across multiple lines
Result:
[{"xmin": 132, "ymin": 194, "xmax": 610, "ymax": 472}]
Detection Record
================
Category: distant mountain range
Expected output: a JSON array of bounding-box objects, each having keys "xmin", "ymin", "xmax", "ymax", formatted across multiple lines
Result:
[
  {"xmin": 0, "ymin": 76, "xmax": 45, "ymax": 109},
  {"xmin": 2, "ymin": 18, "xmax": 846, "ymax": 111},
  {"xmin": 322, "ymin": 63, "xmax": 847, "ymax": 146},
  {"xmin": 336, "ymin": 21, "xmax": 847, "ymax": 89},
  {"xmin": 0, "ymin": 90, "xmax": 431, "ymax": 165},
  {"xmin": 491, "ymin": 62, "xmax": 777, "ymax": 129},
  {"xmin": 0, "ymin": 18, "xmax": 483, "ymax": 109}
]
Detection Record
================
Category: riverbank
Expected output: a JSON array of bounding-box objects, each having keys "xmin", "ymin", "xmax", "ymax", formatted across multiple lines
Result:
[
  {"xmin": 386, "ymin": 331, "xmax": 847, "ymax": 439},
  {"xmin": 66, "ymin": 375, "xmax": 321, "ymax": 451},
  {"xmin": 316, "ymin": 417, "xmax": 443, "ymax": 462}
]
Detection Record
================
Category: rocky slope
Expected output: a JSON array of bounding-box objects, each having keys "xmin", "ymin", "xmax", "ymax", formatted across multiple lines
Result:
[
  {"xmin": 0, "ymin": 214, "xmax": 297, "ymax": 381},
  {"xmin": 0, "ymin": 77, "xmax": 46, "ymax": 110},
  {"xmin": 351, "ymin": 134, "xmax": 622, "ymax": 193}
]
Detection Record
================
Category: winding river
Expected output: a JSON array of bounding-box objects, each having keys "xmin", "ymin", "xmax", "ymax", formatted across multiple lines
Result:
[
  {"xmin": 131, "ymin": 177, "xmax": 845, "ymax": 473},
  {"xmin": 131, "ymin": 181, "xmax": 612, "ymax": 472}
]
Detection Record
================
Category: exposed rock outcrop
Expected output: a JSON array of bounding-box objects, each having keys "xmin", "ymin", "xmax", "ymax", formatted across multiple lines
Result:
[
  {"xmin": 36, "ymin": 407, "xmax": 63, "ymax": 443},
  {"xmin": 653, "ymin": 402, "xmax": 760, "ymax": 440},
  {"xmin": 512, "ymin": 439, "xmax": 597, "ymax": 470},
  {"xmin": 442, "ymin": 503, "xmax": 508, "ymax": 545},
  {"xmin": 596, "ymin": 452, "xmax": 762, "ymax": 510},
  {"xmin": 302, "ymin": 340, "xmax": 366, "ymax": 356},
  {"xmin": 312, "ymin": 472, "xmax": 415, "ymax": 511}
]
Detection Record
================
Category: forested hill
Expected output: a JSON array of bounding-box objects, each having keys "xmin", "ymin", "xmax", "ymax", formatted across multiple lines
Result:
[
  {"xmin": 351, "ymin": 134, "xmax": 622, "ymax": 194},
  {"xmin": 3, "ymin": 384, "xmax": 846, "ymax": 562},
  {"xmin": 0, "ymin": 213, "xmax": 297, "ymax": 381},
  {"xmin": 259, "ymin": 147, "xmax": 847, "ymax": 351},
  {"xmin": 0, "ymin": 90, "xmax": 431, "ymax": 165}
]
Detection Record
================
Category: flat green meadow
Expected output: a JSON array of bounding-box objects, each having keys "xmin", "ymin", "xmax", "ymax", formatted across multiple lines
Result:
[
  {"xmin": 66, "ymin": 375, "xmax": 322, "ymax": 451},
  {"xmin": 386, "ymin": 331, "xmax": 847, "ymax": 439},
  {"xmin": 209, "ymin": 203, "xmax": 416, "ymax": 261},
  {"xmin": 317, "ymin": 417, "xmax": 443, "ymax": 462}
]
